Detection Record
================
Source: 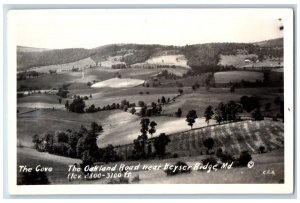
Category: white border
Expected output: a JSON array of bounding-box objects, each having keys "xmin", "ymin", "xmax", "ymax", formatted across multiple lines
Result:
[{"xmin": 6, "ymin": 8, "xmax": 294, "ymax": 195}]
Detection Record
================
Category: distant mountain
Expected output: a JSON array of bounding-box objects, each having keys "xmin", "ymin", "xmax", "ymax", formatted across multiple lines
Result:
[
  {"xmin": 17, "ymin": 38, "xmax": 284, "ymax": 71},
  {"xmin": 17, "ymin": 46, "xmax": 50, "ymax": 52},
  {"xmin": 255, "ymin": 38, "xmax": 283, "ymax": 47}
]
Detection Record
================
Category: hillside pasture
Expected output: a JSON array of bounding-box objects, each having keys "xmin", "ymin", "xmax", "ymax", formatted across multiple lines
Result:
[
  {"xmin": 17, "ymin": 147, "xmax": 82, "ymax": 184},
  {"xmin": 17, "ymin": 109, "xmax": 138, "ymax": 148},
  {"xmin": 218, "ymin": 54, "xmax": 283, "ymax": 69},
  {"xmin": 28, "ymin": 57, "xmax": 96, "ymax": 73},
  {"xmin": 218, "ymin": 54, "xmax": 258, "ymax": 67},
  {"xmin": 214, "ymin": 71, "xmax": 264, "ymax": 84},
  {"xmin": 97, "ymin": 116, "xmax": 217, "ymax": 148},
  {"xmin": 18, "ymin": 68, "xmax": 115, "ymax": 90},
  {"xmin": 145, "ymin": 54, "xmax": 191, "ymax": 69}
]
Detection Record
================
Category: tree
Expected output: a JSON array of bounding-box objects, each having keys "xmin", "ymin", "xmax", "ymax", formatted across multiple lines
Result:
[
  {"xmin": 102, "ymin": 144, "xmax": 118, "ymax": 163},
  {"xmin": 203, "ymin": 138, "xmax": 214, "ymax": 154},
  {"xmin": 175, "ymin": 108, "xmax": 182, "ymax": 117},
  {"xmin": 237, "ymin": 151, "xmax": 252, "ymax": 167},
  {"xmin": 130, "ymin": 107, "xmax": 136, "ymax": 115},
  {"xmin": 140, "ymin": 106, "xmax": 147, "ymax": 117},
  {"xmin": 154, "ymin": 133, "xmax": 171, "ymax": 158},
  {"xmin": 186, "ymin": 110, "xmax": 198, "ymax": 129},
  {"xmin": 69, "ymin": 97, "xmax": 85, "ymax": 113},
  {"xmin": 265, "ymin": 103, "xmax": 271, "ymax": 112},
  {"xmin": 225, "ymin": 101, "xmax": 242, "ymax": 122},
  {"xmin": 204, "ymin": 105, "xmax": 214, "ymax": 125},
  {"xmin": 18, "ymin": 170, "xmax": 50, "ymax": 185},
  {"xmin": 230, "ymin": 85, "xmax": 235, "ymax": 93},
  {"xmin": 161, "ymin": 96, "xmax": 166, "ymax": 104},
  {"xmin": 140, "ymin": 118, "xmax": 150, "ymax": 138},
  {"xmin": 214, "ymin": 102, "xmax": 226, "ymax": 124},
  {"xmin": 91, "ymin": 122, "xmax": 103, "ymax": 134},
  {"xmin": 138, "ymin": 101, "xmax": 145, "ymax": 107},
  {"xmin": 32, "ymin": 134, "xmax": 40, "ymax": 150},
  {"xmin": 252, "ymin": 108, "xmax": 264, "ymax": 121},
  {"xmin": 149, "ymin": 121, "xmax": 157, "ymax": 138}
]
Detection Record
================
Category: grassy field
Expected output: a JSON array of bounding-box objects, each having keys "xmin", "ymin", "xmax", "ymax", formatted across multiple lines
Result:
[
  {"xmin": 214, "ymin": 71, "xmax": 264, "ymax": 83},
  {"xmin": 17, "ymin": 108, "xmax": 125, "ymax": 147}
]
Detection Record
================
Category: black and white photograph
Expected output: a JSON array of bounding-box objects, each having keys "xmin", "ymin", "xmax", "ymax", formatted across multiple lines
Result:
[{"xmin": 6, "ymin": 8, "xmax": 294, "ymax": 194}]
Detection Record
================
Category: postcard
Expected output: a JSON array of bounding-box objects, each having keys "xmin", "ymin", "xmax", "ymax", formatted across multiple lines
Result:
[{"xmin": 6, "ymin": 8, "xmax": 294, "ymax": 194}]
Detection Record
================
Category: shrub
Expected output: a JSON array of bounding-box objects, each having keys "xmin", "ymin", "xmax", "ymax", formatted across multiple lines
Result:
[
  {"xmin": 258, "ymin": 145, "xmax": 266, "ymax": 154},
  {"xmin": 237, "ymin": 151, "xmax": 252, "ymax": 167},
  {"xmin": 201, "ymin": 157, "xmax": 217, "ymax": 166},
  {"xmin": 219, "ymin": 153, "xmax": 235, "ymax": 163},
  {"xmin": 131, "ymin": 175, "xmax": 140, "ymax": 183}
]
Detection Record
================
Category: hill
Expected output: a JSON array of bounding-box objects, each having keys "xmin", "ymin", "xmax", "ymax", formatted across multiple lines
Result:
[
  {"xmin": 115, "ymin": 120, "xmax": 284, "ymax": 158},
  {"xmin": 17, "ymin": 38, "xmax": 284, "ymax": 71},
  {"xmin": 255, "ymin": 38, "xmax": 283, "ymax": 47},
  {"xmin": 17, "ymin": 46, "xmax": 50, "ymax": 52}
]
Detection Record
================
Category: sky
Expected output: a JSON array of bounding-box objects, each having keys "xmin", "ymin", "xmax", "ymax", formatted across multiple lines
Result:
[{"xmin": 12, "ymin": 9, "xmax": 284, "ymax": 49}]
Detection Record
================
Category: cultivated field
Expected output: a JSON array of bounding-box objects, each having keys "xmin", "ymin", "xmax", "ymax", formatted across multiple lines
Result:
[
  {"xmin": 29, "ymin": 57, "xmax": 96, "ymax": 73},
  {"xmin": 91, "ymin": 78, "xmax": 145, "ymax": 88},
  {"xmin": 145, "ymin": 54, "xmax": 191, "ymax": 69}
]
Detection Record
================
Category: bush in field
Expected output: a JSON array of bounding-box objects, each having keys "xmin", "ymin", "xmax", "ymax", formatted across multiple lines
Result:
[
  {"xmin": 240, "ymin": 96, "xmax": 260, "ymax": 112},
  {"xmin": 216, "ymin": 149, "xmax": 235, "ymax": 163},
  {"xmin": 237, "ymin": 151, "xmax": 252, "ymax": 167},
  {"xmin": 138, "ymin": 101, "xmax": 145, "ymax": 107},
  {"xmin": 258, "ymin": 145, "xmax": 266, "ymax": 154},
  {"xmin": 203, "ymin": 138, "xmax": 214, "ymax": 154},
  {"xmin": 175, "ymin": 108, "xmax": 182, "ymax": 117},
  {"xmin": 17, "ymin": 170, "xmax": 50, "ymax": 185},
  {"xmin": 165, "ymin": 161, "xmax": 191, "ymax": 176},
  {"xmin": 130, "ymin": 107, "xmax": 136, "ymax": 115},
  {"xmin": 131, "ymin": 175, "xmax": 140, "ymax": 183},
  {"xmin": 201, "ymin": 157, "xmax": 217, "ymax": 166}
]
